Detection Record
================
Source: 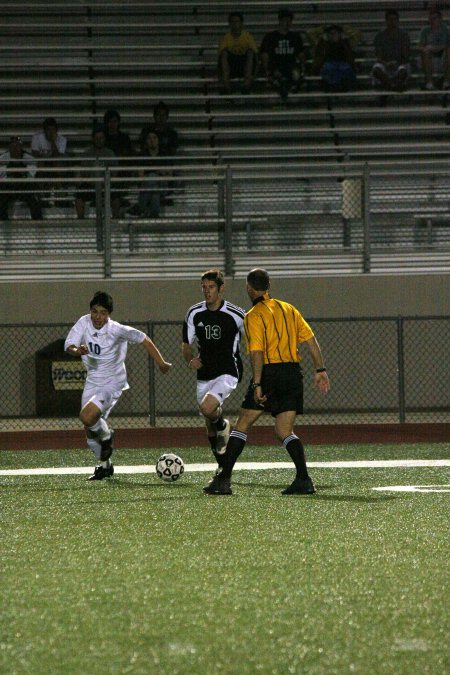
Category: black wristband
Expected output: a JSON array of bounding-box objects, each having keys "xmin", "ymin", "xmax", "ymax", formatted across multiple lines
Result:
[
  {"xmin": 251, "ymin": 382, "xmax": 261, "ymax": 390},
  {"xmin": 315, "ymin": 367, "xmax": 327, "ymax": 373}
]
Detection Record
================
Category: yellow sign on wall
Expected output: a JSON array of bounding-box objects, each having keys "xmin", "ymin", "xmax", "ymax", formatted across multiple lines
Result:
[{"xmin": 51, "ymin": 361, "xmax": 86, "ymax": 391}]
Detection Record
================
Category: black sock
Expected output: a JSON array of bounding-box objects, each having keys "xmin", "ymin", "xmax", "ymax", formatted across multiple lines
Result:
[
  {"xmin": 212, "ymin": 449, "xmax": 224, "ymax": 468},
  {"xmin": 220, "ymin": 431, "xmax": 247, "ymax": 480},
  {"xmin": 283, "ymin": 435, "xmax": 309, "ymax": 480}
]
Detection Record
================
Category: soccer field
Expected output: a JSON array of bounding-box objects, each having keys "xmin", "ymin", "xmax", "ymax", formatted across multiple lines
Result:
[{"xmin": 1, "ymin": 443, "xmax": 449, "ymax": 675}]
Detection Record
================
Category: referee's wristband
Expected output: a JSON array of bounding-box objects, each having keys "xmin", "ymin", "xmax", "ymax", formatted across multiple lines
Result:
[{"xmin": 315, "ymin": 367, "xmax": 327, "ymax": 373}]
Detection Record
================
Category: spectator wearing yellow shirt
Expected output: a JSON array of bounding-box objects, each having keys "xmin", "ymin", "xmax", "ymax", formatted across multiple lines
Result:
[{"xmin": 219, "ymin": 12, "xmax": 257, "ymax": 94}]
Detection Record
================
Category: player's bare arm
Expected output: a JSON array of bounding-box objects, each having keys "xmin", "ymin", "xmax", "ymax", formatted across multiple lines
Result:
[
  {"xmin": 250, "ymin": 349, "xmax": 266, "ymax": 404},
  {"xmin": 66, "ymin": 343, "xmax": 89, "ymax": 356},
  {"xmin": 142, "ymin": 336, "xmax": 172, "ymax": 373},
  {"xmin": 181, "ymin": 341, "xmax": 202, "ymax": 370},
  {"xmin": 304, "ymin": 336, "xmax": 330, "ymax": 394}
]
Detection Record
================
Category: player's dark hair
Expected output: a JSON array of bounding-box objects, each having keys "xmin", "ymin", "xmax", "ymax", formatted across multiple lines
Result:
[
  {"xmin": 90, "ymin": 291, "xmax": 113, "ymax": 313},
  {"xmin": 201, "ymin": 269, "xmax": 224, "ymax": 289},
  {"xmin": 247, "ymin": 268, "xmax": 270, "ymax": 291},
  {"xmin": 228, "ymin": 11, "xmax": 244, "ymax": 22}
]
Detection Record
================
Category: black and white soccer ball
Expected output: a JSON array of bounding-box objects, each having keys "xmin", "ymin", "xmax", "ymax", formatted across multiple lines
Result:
[{"xmin": 155, "ymin": 453, "xmax": 185, "ymax": 482}]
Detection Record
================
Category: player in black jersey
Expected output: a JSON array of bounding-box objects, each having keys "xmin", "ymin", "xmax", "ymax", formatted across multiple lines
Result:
[{"xmin": 182, "ymin": 269, "xmax": 245, "ymax": 469}]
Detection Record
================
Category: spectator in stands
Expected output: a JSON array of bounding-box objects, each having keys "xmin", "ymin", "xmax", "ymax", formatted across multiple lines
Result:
[
  {"xmin": 140, "ymin": 101, "xmax": 179, "ymax": 206},
  {"xmin": 260, "ymin": 7, "xmax": 306, "ymax": 101},
  {"xmin": 103, "ymin": 109, "xmax": 134, "ymax": 212},
  {"xmin": 132, "ymin": 129, "xmax": 163, "ymax": 218},
  {"xmin": 31, "ymin": 117, "xmax": 68, "ymax": 205},
  {"xmin": 312, "ymin": 24, "xmax": 357, "ymax": 92},
  {"xmin": 140, "ymin": 101, "xmax": 178, "ymax": 157},
  {"xmin": 75, "ymin": 125, "xmax": 120, "ymax": 219},
  {"xmin": 0, "ymin": 136, "xmax": 42, "ymax": 221},
  {"xmin": 372, "ymin": 10, "xmax": 411, "ymax": 92},
  {"xmin": 418, "ymin": 8, "xmax": 450, "ymax": 89},
  {"xmin": 31, "ymin": 117, "xmax": 67, "ymax": 159},
  {"xmin": 218, "ymin": 11, "xmax": 257, "ymax": 95},
  {"xmin": 103, "ymin": 109, "xmax": 133, "ymax": 157}
]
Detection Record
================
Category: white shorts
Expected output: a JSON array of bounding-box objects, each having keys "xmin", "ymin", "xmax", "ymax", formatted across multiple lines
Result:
[
  {"xmin": 81, "ymin": 383, "xmax": 124, "ymax": 419},
  {"xmin": 196, "ymin": 374, "xmax": 239, "ymax": 406}
]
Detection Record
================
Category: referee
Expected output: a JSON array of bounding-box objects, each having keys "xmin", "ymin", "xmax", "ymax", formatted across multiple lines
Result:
[{"xmin": 203, "ymin": 268, "xmax": 330, "ymax": 496}]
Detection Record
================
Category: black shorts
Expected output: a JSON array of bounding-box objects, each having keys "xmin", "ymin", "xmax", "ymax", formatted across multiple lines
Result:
[{"xmin": 241, "ymin": 362, "xmax": 303, "ymax": 418}]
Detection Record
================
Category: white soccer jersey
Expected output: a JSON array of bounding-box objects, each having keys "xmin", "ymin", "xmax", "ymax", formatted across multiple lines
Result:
[{"xmin": 65, "ymin": 315, "xmax": 146, "ymax": 390}]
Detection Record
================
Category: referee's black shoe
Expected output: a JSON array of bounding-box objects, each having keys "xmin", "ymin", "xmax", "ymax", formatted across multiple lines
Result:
[
  {"xmin": 203, "ymin": 472, "xmax": 232, "ymax": 495},
  {"xmin": 281, "ymin": 476, "xmax": 315, "ymax": 495},
  {"xmin": 88, "ymin": 464, "xmax": 114, "ymax": 481},
  {"xmin": 100, "ymin": 430, "xmax": 115, "ymax": 461}
]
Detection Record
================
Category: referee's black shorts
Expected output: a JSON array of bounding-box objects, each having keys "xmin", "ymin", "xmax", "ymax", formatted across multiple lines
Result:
[{"xmin": 241, "ymin": 362, "xmax": 304, "ymax": 418}]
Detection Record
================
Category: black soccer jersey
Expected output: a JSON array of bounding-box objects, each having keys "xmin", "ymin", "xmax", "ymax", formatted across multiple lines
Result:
[{"xmin": 183, "ymin": 300, "xmax": 245, "ymax": 381}]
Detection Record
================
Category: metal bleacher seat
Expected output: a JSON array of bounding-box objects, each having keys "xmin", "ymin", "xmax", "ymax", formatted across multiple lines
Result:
[{"xmin": 1, "ymin": 0, "xmax": 449, "ymax": 278}]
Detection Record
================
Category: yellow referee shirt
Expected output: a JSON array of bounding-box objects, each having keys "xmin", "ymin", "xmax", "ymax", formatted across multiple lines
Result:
[{"xmin": 244, "ymin": 293, "xmax": 314, "ymax": 364}]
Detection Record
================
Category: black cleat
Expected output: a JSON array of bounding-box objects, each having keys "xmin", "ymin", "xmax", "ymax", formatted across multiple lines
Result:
[
  {"xmin": 88, "ymin": 464, "xmax": 114, "ymax": 481},
  {"xmin": 203, "ymin": 473, "xmax": 232, "ymax": 495},
  {"xmin": 100, "ymin": 430, "xmax": 115, "ymax": 461},
  {"xmin": 281, "ymin": 476, "xmax": 315, "ymax": 495}
]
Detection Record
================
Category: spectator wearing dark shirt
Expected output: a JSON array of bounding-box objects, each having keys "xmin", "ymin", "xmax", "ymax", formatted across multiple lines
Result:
[
  {"xmin": 140, "ymin": 101, "xmax": 178, "ymax": 157},
  {"xmin": 103, "ymin": 110, "xmax": 133, "ymax": 157},
  {"xmin": 372, "ymin": 10, "xmax": 411, "ymax": 91},
  {"xmin": 75, "ymin": 125, "xmax": 120, "ymax": 219},
  {"xmin": 139, "ymin": 101, "xmax": 179, "ymax": 206},
  {"xmin": 103, "ymin": 109, "xmax": 134, "ymax": 212},
  {"xmin": 260, "ymin": 7, "xmax": 306, "ymax": 100},
  {"xmin": 312, "ymin": 24, "xmax": 357, "ymax": 92},
  {"xmin": 0, "ymin": 136, "xmax": 42, "ymax": 221}
]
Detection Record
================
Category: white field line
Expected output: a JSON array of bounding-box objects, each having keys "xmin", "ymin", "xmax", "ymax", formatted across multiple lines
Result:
[{"xmin": 0, "ymin": 459, "xmax": 449, "ymax": 477}]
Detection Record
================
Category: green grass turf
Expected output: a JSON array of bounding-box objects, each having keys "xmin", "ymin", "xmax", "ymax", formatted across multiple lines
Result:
[{"xmin": 1, "ymin": 444, "xmax": 449, "ymax": 674}]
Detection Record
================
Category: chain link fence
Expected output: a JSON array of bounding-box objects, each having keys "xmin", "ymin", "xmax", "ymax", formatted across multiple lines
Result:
[{"xmin": 0, "ymin": 316, "xmax": 448, "ymax": 433}]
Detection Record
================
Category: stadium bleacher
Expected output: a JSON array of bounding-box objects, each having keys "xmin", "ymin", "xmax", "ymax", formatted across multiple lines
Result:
[{"xmin": 0, "ymin": 0, "xmax": 449, "ymax": 278}]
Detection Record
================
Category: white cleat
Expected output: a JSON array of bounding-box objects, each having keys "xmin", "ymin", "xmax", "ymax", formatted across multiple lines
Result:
[{"xmin": 215, "ymin": 419, "xmax": 230, "ymax": 454}]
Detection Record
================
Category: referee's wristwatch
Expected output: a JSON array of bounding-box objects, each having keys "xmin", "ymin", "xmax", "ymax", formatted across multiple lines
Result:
[{"xmin": 251, "ymin": 382, "xmax": 261, "ymax": 390}]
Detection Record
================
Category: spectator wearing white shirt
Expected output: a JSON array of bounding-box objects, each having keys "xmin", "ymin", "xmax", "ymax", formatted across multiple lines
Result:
[
  {"xmin": 31, "ymin": 117, "xmax": 67, "ymax": 158},
  {"xmin": 31, "ymin": 117, "xmax": 68, "ymax": 204}
]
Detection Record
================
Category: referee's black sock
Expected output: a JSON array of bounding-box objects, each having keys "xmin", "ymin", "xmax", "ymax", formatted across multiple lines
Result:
[
  {"xmin": 220, "ymin": 431, "xmax": 247, "ymax": 480},
  {"xmin": 283, "ymin": 434, "xmax": 309, "ymax": 480}
]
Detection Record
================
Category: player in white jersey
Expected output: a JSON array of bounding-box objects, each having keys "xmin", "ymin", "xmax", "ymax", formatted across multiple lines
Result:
[
  {"xmin": 182, "ymin": 269, "xmax": 245, "ymax": 471},
  {"xmin": 65, "ymin": 291, "xmax": 172, "ymax": 480}
]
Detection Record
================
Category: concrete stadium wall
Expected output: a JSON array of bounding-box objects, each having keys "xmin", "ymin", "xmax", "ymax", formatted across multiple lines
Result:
[{"xmin": 1, "ymin": 273, "xmax": 449, "ymax": 323}]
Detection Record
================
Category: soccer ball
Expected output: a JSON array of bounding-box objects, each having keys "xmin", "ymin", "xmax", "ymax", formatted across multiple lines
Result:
[{"xmin": 155, "ymin": 453, "xmax": 185, "ymax": 482}]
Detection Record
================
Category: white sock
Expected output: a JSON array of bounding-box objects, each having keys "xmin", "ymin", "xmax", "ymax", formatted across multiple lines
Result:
[
  {"xmin": 89, "ymin": 418, "xmax": 110, "ymax": 441},
  {"xmin": 101, "ymin": 460, "xmax": 111, "ymax": 469},
  {"xmin": 87, "ymin": 438, "xmax": 102, "ymax": 460}
]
